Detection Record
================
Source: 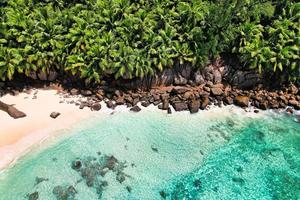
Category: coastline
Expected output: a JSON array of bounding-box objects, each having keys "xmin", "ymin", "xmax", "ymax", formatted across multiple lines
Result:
[
  {"xmin": 0, "ymin": 86, "xmax": 299, "ymax": 173},
  {"xmin": 0, "ymin": 89, "xmax": 95, "ymax": 171}
]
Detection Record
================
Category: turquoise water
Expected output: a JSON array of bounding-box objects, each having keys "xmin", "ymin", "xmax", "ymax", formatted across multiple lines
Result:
[{"xmin": 0, "ymin": 108, "xmax": 299, "ymax": 200}]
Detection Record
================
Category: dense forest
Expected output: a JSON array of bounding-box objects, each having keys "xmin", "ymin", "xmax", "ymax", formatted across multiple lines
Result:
[{"xmin": 0, "ymin": 0, "xmax": 299, "ymax": 84}]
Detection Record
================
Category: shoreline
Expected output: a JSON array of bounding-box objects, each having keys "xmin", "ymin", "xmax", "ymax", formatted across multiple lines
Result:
[
  {"xmin": 0, "ymin": 89, "xmax": 96, "ymax": 171},
  {"xmin": 0, "ymin": 85, "xmax": 299, "ymax": 172}
]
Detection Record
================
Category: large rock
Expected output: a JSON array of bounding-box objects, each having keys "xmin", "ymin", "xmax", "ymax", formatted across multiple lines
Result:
[
  {"xmin": 193, "ymin": 71, "xmax": 205, "ymax": 85},
  {"xmin": 230, "ymin": 71, "xmax": 261, "ymax": 89},
  {"xmin": 234, "ymin": 96, "xmax": 249, "ymax": 107},
  {"xmin": 172, "ymin": 102, "xmax": 188, "ymax": 112},
  {"xmin": 91, "ymin": 103, "xmax": 101, "ymax": 111},
  {"xmin": 188, "ymin": 100, "xmax": 200, "ymax": 113},
  {"xmin": 289, "ymin": 84, "xmax": 299, "ymax": 95},
  {"xmin": 213, "ymin": 70, "xmax": 222, "ymax": 84},
  {"xmin": 28, "ymin": 192, "xmax": 39, "ymax": 200},
  {"xmin": 211, "ymin": 87, "xmax": 223, "ymax": 96},
  {"xmin": 106, "ymin": 100, "xmax": 114, "ymax": 108},
  {"xmin": 50, "ymin": 112, "xmax": 61, "ymax": 119},
  {"xmin": 0, "ymin": 101, "xmax": 26, "ymax": 119},
  {"xmin": 130, "ymin": 105, "xmax": 141, "ymax": 112},
  {"xmin": 174, "ymin": 75, "xmax": 188, "ymax": 85},
  {"xmin": 289, "ymin": 100, "xmax": 300, "ymax": 110},
  {"xmin": 200, "ymin": 96, "xmax": 210, "ymax": 110},
  {"xmin": 223, "ymin": 96, "xmax": 233, "ymax": 105},
  {"xmin": 81, "ymin": 90, "xmax": 92, "ymax": 96},
  {"xmin": 158, "ymin": 100, "xmax": 169, "ymax": 110},
  {"xmin": 115, "ymin": 97, "xmax": 125, "ymax": 105},
  {"xmin": 171, "ymin": 87, "xmax": 189, "ymax": 95},
  {"xmin": 70, "ymin": 88, "xmax": 79, "ymax": 96}
]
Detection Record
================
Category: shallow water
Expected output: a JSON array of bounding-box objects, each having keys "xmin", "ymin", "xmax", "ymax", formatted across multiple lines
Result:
[{"xmin": 0, "ymin": 107, "xmax": 299, "ymax": 200}]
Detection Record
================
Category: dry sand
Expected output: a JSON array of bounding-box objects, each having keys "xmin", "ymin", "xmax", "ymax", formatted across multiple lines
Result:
[{"xmin": 0, "ymin": 89, "xmax": 94, "ymax": 171}]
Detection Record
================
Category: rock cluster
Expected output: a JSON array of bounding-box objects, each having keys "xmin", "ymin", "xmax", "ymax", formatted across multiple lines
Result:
[
  {"xmin": 70, "ymin": 154, "xmax": 130, "ymax": 198},
  {"xmin": 58, "ymin": 82, "xmax": 299, "ymax": 115}
]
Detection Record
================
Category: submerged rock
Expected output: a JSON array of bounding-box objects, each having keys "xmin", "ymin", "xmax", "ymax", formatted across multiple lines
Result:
[
  {"xmin": 28, "ymin": 192, "xmax": 39, "ymax": 200},
  {"xmin": 159, "ymin": 190, "xmax": 169, "ymax": 199},
  {"xmin": 35, "ymin": 177, "xmax": 49, "ymax": 185},
  {"xmin": 52, "ymin": 185, "xmax": 77, "ymax": 200},
  {"xmin": 71, "ymin": 160, "xmax": 82, "ymax": 170}
]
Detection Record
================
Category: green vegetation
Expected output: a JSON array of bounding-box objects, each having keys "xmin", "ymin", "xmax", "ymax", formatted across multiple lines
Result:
[{"xmin": 0, "ymin": 0, "xmax": 299, "ymax": 83}]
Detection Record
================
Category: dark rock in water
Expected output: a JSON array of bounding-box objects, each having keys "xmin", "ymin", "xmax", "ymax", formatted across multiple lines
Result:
[
  {"xmin": 105, "ymin": 156, "xmax": 118, "ymax": 170},
  {"xmin": 200, "ymin": 96, "xmax": 209, "ymax": 110},
  {"xmin": 53, "ymin": 185, "xmax": 77, "ymax": 200},
  {"xmin": 141, "ymin": 101, "xmax": 150, "ymax": 107},
  {"xmin": 106, "ymin": 100, "xmax": 114, "ymax": 109},
  {"xmin": 167, "ymin": 107, "xmax": 172, "ymax": 114},
  {"xmin": 188, "ymin": 100, "xmax": 200, "ymax": 113},
  {"xmin": 91, "ymin": 103, "xmax": 101, "ymax": 111},
  {"xmin": 193, "ymin": 179, "xmax": 202, "ymax": 189},
  {"xmin": 234, "ymin": 96, "xmax": 249, "ymax": 107},
  {"xmin": 28, "ymin": 191, "xmax": 39, "ymax": 200},
  {"xmin": 116, "ymin": 172, "xmax": 126, "ymax": 183},
  {"xmin": 172, "ymin": 102, "xmax": 188, "ymax": 112},
  {"xmin": 254, "ymin": 109, "xmax": 259, "ymax": 113},
  {"xmin": 81, "ymin": 90, "xmax": 92, "ymax": 96},
  {"xmin": 126, "ymin": 186, "xmax": 132, "ymax": 193},
  {"xmin": 130, "ymin": 105, "xmax": 141, "ymax": 112},
  {"xmin": 35, "ymin": 177, "xmax": 49, "ymax": 185},
  {"xmin": 50, "ymin": 112, "xmax": 60, "ymax": 119},
  {"xmin": 159, "ymin": 190, "xmax": 169, "ymax": 199},
  {"xmin": 71, "ymin": 160, "xmax": 82, "ymax": 170},
  {"xmin": 286, "ymin": 107, "xmax": 293, "ymax": 114},
  {"xmin": 255, "ymin": 131, "xmax": 265, "ymax": 143},
  {"xmin": 151, "ymin": 146, "xmax": 158, "ymax": 153},
  {"xmin": 232, "ymin": 177, "xmax": 245, "ymax": 186}
]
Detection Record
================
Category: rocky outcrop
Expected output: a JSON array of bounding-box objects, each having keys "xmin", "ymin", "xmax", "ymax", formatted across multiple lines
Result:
[
  {"xmin": 228, "ymin": 71, "xmax": 261, "ymax": 89},
  {"xmin": 0, "ymin": 100, "xmax": 26, "ymax": 119}
]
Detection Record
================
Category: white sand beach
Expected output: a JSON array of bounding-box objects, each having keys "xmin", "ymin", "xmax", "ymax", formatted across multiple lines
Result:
[{"xmin": 0, "ymin": 89, "xmax": 95, "ymax": 171}]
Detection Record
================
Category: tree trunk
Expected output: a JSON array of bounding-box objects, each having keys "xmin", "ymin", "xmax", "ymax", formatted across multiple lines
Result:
[{"xmin": 0, "ymin": 100, "xmax": 26, "ymax": 119}]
